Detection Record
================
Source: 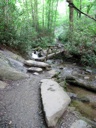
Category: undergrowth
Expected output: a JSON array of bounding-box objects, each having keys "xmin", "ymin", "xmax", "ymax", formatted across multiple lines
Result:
[{"xmin": 57, "ymin": 18, "xmax": 96, "ymax": 66}]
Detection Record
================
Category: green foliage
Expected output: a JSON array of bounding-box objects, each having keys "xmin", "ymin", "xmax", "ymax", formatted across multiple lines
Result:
[
  {"xmin": 58, "ymin": 18, "xmax": 96, "ymax": 66},
  {"xmin": 0, "ymin": 0, "xmax": 58, "ymax": 54}
]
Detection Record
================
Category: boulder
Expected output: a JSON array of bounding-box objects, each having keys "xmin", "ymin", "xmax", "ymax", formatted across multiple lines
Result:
[
  {"xmin": 0, "ymin": 67, "xmax": 29, "ymax": 80},
  {"xmin": 40, "ymin": 79, "xmax": 71, "ymax": 127},
  {"xmin": 0, "ymin": 81, "xmax": 8, "ymax": 89},
  {"xmin": 78, "ymin": 96, "xmax": 90, "ymax": 103},
  {"xmin": 67, "ymin": 92, "xmax": 77, "ymax": 100},
  {"xmin": 24, "ymin": 60, "xmax": 49, "ymax": 68},
  {"xmin": 66, "ymin": 76, "xmax": 96, "ymax": 92},
  {"xmin": 47, "ymin": 69, "xmax": 59, "ymax": 78},
  {"xmin": 70, "ymin": 120, "xmax": 92, "ymax": 128},
  {"xmin": 27, "ymin": 67, "xmax": 43, "ymax": 72},
  {"xmin": 60, "ymin": 67, "xmax": 96, "ymax": 91},
  {"xmin": 8, "ymin": 58, "xmax": 26, "ymax": 73}
]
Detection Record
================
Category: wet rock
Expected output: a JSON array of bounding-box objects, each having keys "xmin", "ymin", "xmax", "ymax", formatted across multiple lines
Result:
[
  {"xmin": 61, "ymin": 66, "xmax": 96, "ymax": 91},
  {"xmin": 91, "ymin": 102, "xmax": 96, "ymax": 109},
  {"xmin": 46, "ymin": 60, "xmax": 53, "ymax": 65},
  {"xmin": 46, "ymin": 67, "xmax": 52, "ymax": 71},
  {"xmin": 66, "ymin": 76, "xmax": 96, "ymax": 92},
  {"xmin": 27, "ymin": 67, "xmax": 43, "ymax": 72},
  {"xmin": 70, "ymin": 120, "xmax": 92, "ymax": 128},
  {"xmin": 86, "ymin": 69, "xmax": 92, "ymax": 74},
  {"xmin": 47, "ymin": 70, "xmax": 59, "ymax": 78},
  {"xmin": 67, "ymin": 92, "xmax": 77, "ymax": 100},
  {"xmin": 40, "ymin": 79, "xmax": 71, "ymax": 127},
  {"xmin": 83, "ymin": 117, "xmax": 96, "ymax": 128},
  {"xmin": 0, "ymin": 67, "xmax": 29, "ymax": 80},
  {"xmin": 0, "ymin": 81, "xmax": 8, "ymax": 89},
  {"xmin": 8, "ymin": 58, "xmax": 26, "ymax": 73},
  {"xmin": 68, "ymin": 107, "xmax": 76, "ymax": 112},
  {"xmin": 59, "ymin": 66, "xmax": 63, "ymax": 69},
  {"xmin": 78, "ymin": 96, "xmax": 90, "ymax": 103},
  {"xmin": 59, "ymin": 81, "xmax": 65, "ymax": 87}
]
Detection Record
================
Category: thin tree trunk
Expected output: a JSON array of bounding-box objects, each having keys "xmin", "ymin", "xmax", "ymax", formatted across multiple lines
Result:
[
  {"xmin": 30, "ymin": 0, "xmax": 35, "ymax": 27},
  {"xmin": 47, "ymin": 0, "xmax": 51, "ymax": 30},
  {"xmin": 79, "ymin": 0, "xmax": 82, "ymax": 18},
  {"xmin": 54, "ymin": 0, "xmax": 59, "ymax": 26},
  {"xmin": 51, "ymin": 0, "xmax": 54, "ymax": 29},
  {"xmin": 4, "ymin": 0, "xmax": 9, "ymax": 25},
  {"xmin": 34, "ymin": 0, "xmax": 39, "ymax": 30},
  {"xmin": 69, "ymin": 0, "xmax": 74, "ymax": 31},
  {"xmin": 42, "ymin": 0, "xmax": 45, "ymax": 28}
]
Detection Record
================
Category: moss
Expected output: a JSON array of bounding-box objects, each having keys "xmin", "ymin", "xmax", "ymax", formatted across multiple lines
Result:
[{"xmin": 71, "ymin": 100, "xmax": 96, "ymax": 121}]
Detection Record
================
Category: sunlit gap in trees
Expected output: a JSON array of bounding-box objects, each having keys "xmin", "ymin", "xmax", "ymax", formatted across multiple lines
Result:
[{"xmin": 57, "ymin": 1, "xmax": 68, "ymax": 16}]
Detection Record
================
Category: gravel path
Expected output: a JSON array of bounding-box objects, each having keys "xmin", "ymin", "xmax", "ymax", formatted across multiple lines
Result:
[
  {"xmin": 0, "ymin": 71, "xmax": 80, "ymax": 128},
  {"xmin": 0, "ymin": 73, "xmax": 49, "ymax": 128}
]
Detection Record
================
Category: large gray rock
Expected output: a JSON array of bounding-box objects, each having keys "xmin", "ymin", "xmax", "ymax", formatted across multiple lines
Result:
[
  {"xmin": 60, "ymin": 67, "xmax": 96, "ymax": 91},
  {"xmin": 66, "ymin": 76, "xmax": 96, "ymax": 92},
  {"xmin": 40, "ymin": 79, "xmax": 71, "ymax": 127},
  {"xmin": 70, "ymin": 120, "xmax": 92, "ymax": 128},
  {"xmin": 0, "ymin": 67, "xmax": 29, "ymax": 80},
  {"xmin": 0, "ymin": 49, "xmax": 28, "ymax": 80}
]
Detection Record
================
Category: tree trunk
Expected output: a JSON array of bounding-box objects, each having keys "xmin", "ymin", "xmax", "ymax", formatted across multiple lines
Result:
[
  {"xmin": 34, "ymin": 0, "xmax": 39, "ymax": 30},
  {"xmin": 79, "ymin": 0, "xmax": 82, "ymax": 18},
  {"xmin": 69, "ymin": 0, "xmax": 74, "ymax": 31},
  {"xmin": 42, "ymin": 0, "xmax": 45, "ymax": 28},
  {"xmin": 30, "ymin": 0, "xmax": 35, "ymax": 27},
  {"xmin": 35, "ymin": 49, "xmax": 64, "ymax": 61},
  {"xmin": 47, "ymin": 0, "xmax": 51, "ymax": 30},
  {"xmin": 54, "ymin": 0, "xmax": 59, "ymax": 27}
]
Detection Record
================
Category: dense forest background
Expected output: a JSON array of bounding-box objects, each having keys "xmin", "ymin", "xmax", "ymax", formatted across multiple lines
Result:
[{"xmin": 0, "ymin": 0, "xmax": 96, "ymax": 66}]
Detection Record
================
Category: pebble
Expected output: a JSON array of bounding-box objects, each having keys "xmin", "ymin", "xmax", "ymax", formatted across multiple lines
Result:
[{"xmin": 33, "ymin": 72, "xmax": 39, "ymax": 75}]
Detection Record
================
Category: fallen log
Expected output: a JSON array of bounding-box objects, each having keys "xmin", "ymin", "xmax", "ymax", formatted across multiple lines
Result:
[
  {"xmin": 66, "ymin": 76, "xmax": 96, "ymax": 92},
  {"xmin": 24, "ymin": 60, "xmax": 50, "ymax": 68},
  {"xmin": 35, "ymin": 49, "xmax": 64, "ymax": 61}
]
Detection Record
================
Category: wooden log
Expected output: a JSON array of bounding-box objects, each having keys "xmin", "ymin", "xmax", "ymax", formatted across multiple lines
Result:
[
  {"xmin": 24, "ymin": 60, "xmax": 50, "ymax": 68},
  {"xmin": 35, "ymin": 49, "xmax": 64, "ymax": 61}
]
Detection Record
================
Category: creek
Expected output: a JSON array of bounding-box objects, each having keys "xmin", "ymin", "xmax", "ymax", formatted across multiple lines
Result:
[{"xmin": 48, "ymin": 59, "xmax": 96, "ymax": 123}]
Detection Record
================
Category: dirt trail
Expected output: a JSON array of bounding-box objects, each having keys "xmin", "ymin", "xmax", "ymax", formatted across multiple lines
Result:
[
  {"xmin": 0, "ymin": 73, "xmax": 49, "ymax": 128},
  {"xmin": 0, "ymin": 71, "xmax": 81, "ymax": 128}
]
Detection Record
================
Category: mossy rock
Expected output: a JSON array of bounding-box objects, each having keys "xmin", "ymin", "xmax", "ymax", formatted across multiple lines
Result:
[
  {"xmin": 0, "ymin": 67, "xmax": 28, "ymax": 80},
  {"xmin": 71, "ymin": 100, "xmax": 96, "ymax": 121}
]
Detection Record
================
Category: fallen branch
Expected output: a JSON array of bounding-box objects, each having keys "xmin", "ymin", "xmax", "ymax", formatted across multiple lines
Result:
[
  {"xmin": 67, "ymin": 0, "xmax": 96, "ymax": 22},
  {"xmin": 35, "ymin": 49, "xmax": 64, "ymax": 61}
]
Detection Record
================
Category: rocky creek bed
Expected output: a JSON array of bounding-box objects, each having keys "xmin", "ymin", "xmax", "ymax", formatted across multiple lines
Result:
[
  {"xmin": 49, "ymin": 59, "xmax": 96, "ymax": 126},
  {"xmin": 0, "ymin": 48, "xmax": 96, "ymax": 128}
]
